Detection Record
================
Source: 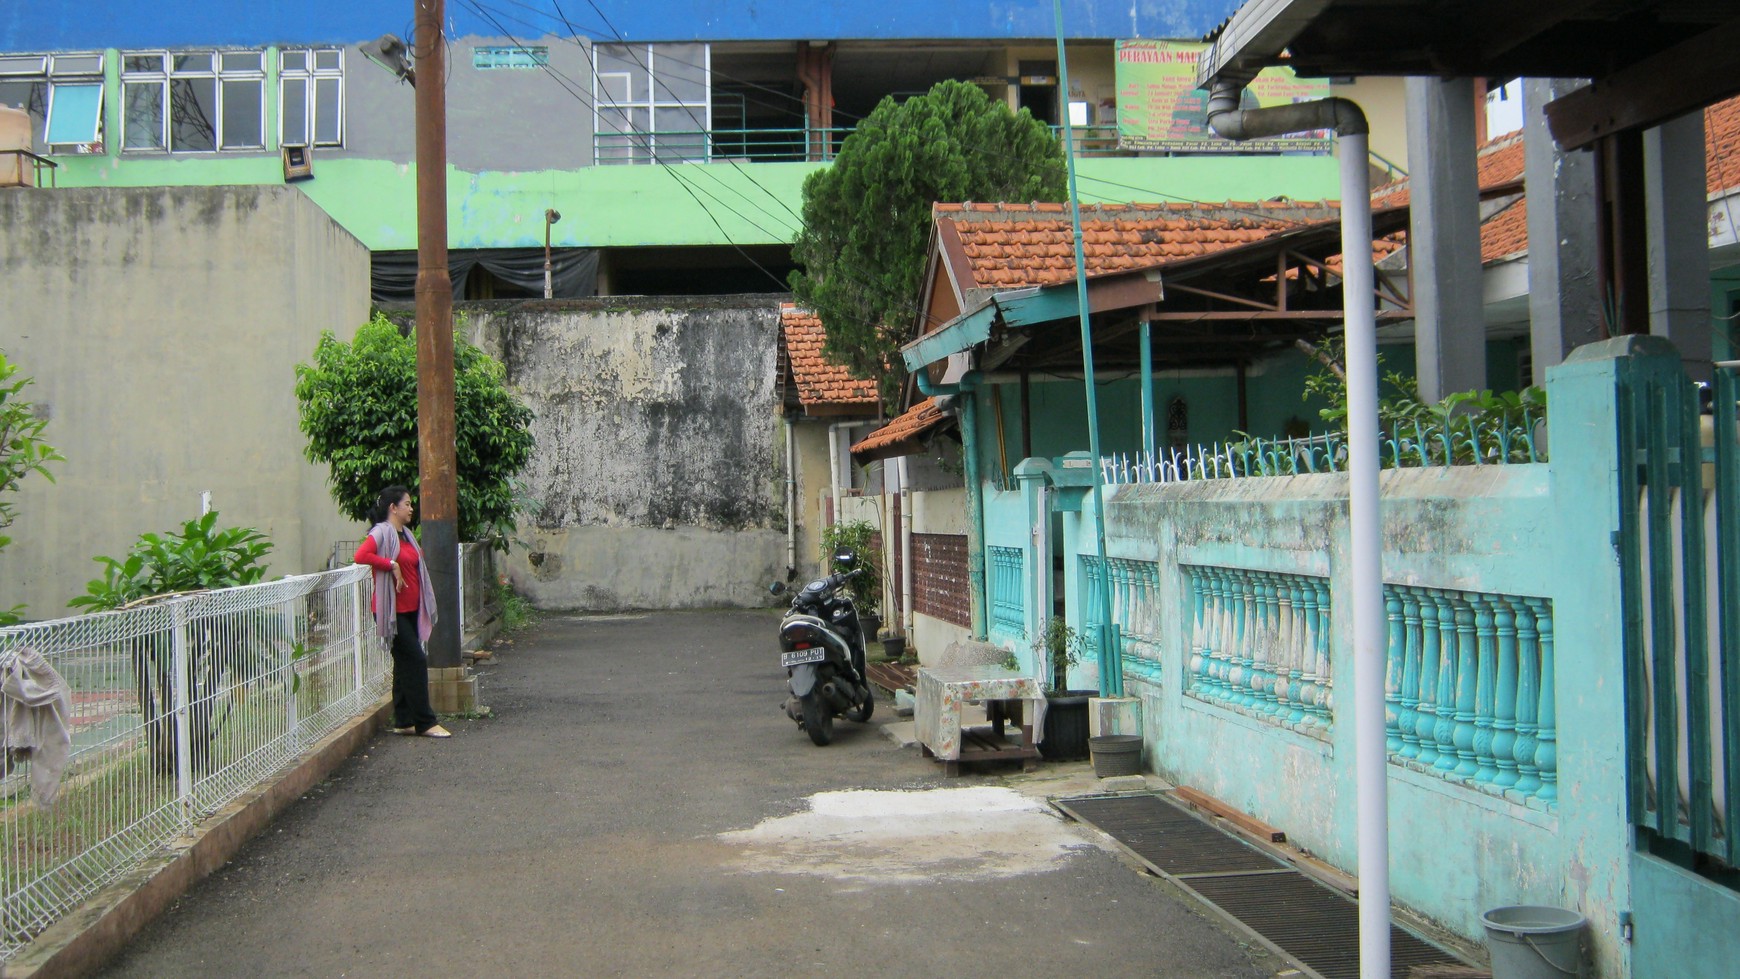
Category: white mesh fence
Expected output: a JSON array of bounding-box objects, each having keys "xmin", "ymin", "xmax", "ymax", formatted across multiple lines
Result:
[{"xmin": 0, "ymin": 565, "xmax": 387, "ymax": 960}]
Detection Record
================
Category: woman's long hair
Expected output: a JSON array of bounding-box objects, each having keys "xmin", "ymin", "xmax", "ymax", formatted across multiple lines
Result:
[{"xmin": 367, "ymin": 485, "xmax": 412, "ymax": 525}]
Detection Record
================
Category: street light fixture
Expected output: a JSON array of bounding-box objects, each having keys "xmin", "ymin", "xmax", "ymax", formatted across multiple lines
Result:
[{"xmin": 544, "ymin": 208, "xmax": 562, "ymax": 299}]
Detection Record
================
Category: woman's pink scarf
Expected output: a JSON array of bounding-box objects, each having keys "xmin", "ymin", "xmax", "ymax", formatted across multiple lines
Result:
[{"xmin": 366, "ymin": 521, "xmax": 438, "ymax": 644}]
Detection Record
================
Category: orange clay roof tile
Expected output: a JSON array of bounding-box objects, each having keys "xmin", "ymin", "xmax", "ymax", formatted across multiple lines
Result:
[
  {"xmin": 851, "ymin": 397, "xmax": 947, "ymax": 456},
  {"xmin": 779, "ymin": 303, "xmax": 878, "ymax": 413}
]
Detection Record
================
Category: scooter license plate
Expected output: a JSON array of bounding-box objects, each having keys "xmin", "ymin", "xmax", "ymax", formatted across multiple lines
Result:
[{"xmin": 781, "ymin": 647, "xmax": 828, "ymax": 667}]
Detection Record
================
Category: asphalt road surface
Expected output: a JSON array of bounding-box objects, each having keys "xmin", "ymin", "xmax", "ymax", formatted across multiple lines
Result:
[{"xmin": 97, "ymin": 609, "xmax": 1280, "ymax": 978}]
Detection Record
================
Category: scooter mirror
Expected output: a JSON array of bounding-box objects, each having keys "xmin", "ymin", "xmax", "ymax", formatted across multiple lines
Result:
[
  {"xmin": 831, "ymin": 546, "xmax": 857, "ymax": 570},
  {"xmin": 768, "ymin": 581, "xmax": 786, "ymax": 595}
]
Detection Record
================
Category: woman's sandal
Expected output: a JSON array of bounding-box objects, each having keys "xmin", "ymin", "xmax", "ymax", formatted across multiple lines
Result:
[
  {"xmin": 419, "ymin": 724, "xmax": 452, "ymax": 738},
  {"xmin": 391, "ymin": 726, "xmax": 416, "ymax": 735}
]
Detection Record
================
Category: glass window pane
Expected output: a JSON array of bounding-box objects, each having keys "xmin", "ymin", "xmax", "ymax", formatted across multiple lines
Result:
[
  {"xmin": 313, "ymin": 77, "xmax": 340, "ymax": 144},
  {"xmin": 0, "ymin": 56, "xmax": 46, "ymax": 75},
  {"xmin": 313, "ymin": 49, "xmax": 340, "ymax": 71},
  {"xmin": 220, "ymin": 79, "xmax": 261, "ymax": 148},
  {"xmin": 173, "ymin": 53, "xmax": 213, "ymax": 73},
  {"xmin": 598, "ymin": 72, "xmax": 630, "ymax": 106},
  {"xmin": 279, "ymin": 78, "xmax": 307, "ymax": 145},
  {"xmin": 654, "ymin": 106, "xmax": 706, "ymax": 162},
  {"xmin": 51, "ymin": 54, "xmax": 103, "ymax": 74},
  {"xmin": 281, "ymin": 50, "xmax": 307, "ymax": 72},
  {"xmin": 123, "ymin": 81, "xmax": 164, "ymax": 149},
  {"xmin": 45, "ymin": 82, "xmax": 102, "ymax": 143},
  {"xmin": 220, "ymin": 52, "xmax": 261, "ymax": 73},
  {"xmin": 655, "ymin": 44, "xmax": 707, "ymax": 103},
  {"xmin": 124, "ymin": 54, "xmax": 164, "ymax": 74},
  {"xmin": 170, "ymin": 76, "xmax": 216, "ymax": 150}
]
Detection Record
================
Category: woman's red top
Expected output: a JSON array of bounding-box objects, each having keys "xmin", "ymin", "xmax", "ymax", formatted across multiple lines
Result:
[{"xmin": 354, "ymin": 532, "xmax": 422, "ymax": 614}]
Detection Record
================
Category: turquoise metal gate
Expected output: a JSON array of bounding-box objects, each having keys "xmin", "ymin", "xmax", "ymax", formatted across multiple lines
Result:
[{"xmin": 1616, "ymin": 351, "xmax": 1740, "ymax": 876}]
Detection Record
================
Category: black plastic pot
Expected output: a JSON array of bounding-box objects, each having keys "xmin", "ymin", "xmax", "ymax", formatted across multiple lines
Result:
[
  {"xmin": 858, "ymin": 613, "xmax": 882, "ymax": 644},
  {"xmin": 879, "ymin": 635, "xmax": 906, "ymax": 660},
  {"xmin": 1042, "ymin": 690, "xmax": 1096, "ymax": 762}
]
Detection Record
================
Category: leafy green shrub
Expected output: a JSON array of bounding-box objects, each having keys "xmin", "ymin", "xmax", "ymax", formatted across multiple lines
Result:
[
  {"xmin": 293, "ymin": 313, "xmax": 536, "ymax": 544},
  {"xmin": 819, "ymin": 519, "xmax": 881, "ymax": 617},
  {"xmin": 69, "ymin": 511, "xmax": 273, "ymax": 611},
  {"xmin": 1, "ymin": 350, "xmax": 64, "ymax": 624},
  {"xmin": 1035, "ymin": 614, "xmax": 1085, "ymax": 691}
]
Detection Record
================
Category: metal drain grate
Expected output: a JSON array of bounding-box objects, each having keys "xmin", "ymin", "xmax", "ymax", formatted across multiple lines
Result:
[
  {"xmin": 1059, "ymin": 794, "xmax": 1467, "ymax": 979},
  {"xmin": 1187, "ymin": 870, "xmax": 1462, "ymax": 979},
  {"xmin": 1060, "ymin": 794, "xmax": 1283, "ymax": 875}
]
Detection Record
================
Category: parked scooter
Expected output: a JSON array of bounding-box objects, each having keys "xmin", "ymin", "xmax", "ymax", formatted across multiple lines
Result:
[{"xmin": 770, "ymin": 547, "xmax": 875, "ymax": 745}]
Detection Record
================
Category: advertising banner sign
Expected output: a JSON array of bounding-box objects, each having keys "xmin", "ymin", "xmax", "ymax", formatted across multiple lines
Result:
[{"xmin": 1115, "ymin": 40, "xmax": 1332, "ymax": 153}]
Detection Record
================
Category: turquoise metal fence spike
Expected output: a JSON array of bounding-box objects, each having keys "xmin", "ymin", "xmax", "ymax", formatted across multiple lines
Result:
[
  {"xmin": 1384, "ymin": 590, "xmax": 1406, "ymax": 754},
  {"xmin": 1531, "ymin": 598, "xmax": 1557, "ymax": 805},
  {"xmin": 1675, "ymin": 372, "xmax": 1716, "ymax": 854},
  {"xmin": 1471, "ymin": 596, "xmax": 1500, "ymax": 785},
  {"xmin": 1398, "ymin": 589, "xmax": 1423, "ymax": 758},
  {"xmin": 1431, "ymin": 591, "xmax": 1461, "ymax": 771},
  {"xmin": 1511, "ymin": 600, "xmax": 1543, "ymax": 797},
  {"xmin": 1491, "ymin": 595, "xmax": 1521, "ymax": 788},
  {"xmin": 1717, "ymin": 366, "xmax": 1740, "ymax": 866},
  {"xmin": 1413, "ymin": 590, "xmax": 1442, "ymax": 766}
]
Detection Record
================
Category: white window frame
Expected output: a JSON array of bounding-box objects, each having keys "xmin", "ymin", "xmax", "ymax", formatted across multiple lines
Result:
[
  {"xmin": 279, "ymin": 47, "xmax": 344, "ymax": 148},
  {"xmin": 591, "ymin": 43, "xmax": 711, "ymax": 165},
  {"xmin": 4, "ymin": 52, "xmax": 107, "ymax": 153},
  {"xmin": 120, "ymin": 49, "xmax": 266, "ymax": 153}
]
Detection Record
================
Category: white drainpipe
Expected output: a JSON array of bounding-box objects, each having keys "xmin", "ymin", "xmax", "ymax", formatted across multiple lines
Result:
[
  {"xmin": 784, "ymin": 418, "xmax": 797, "ymax": 577},
  {"xmin": 827, "ymin": 421, "xmax": 850, "ymax": 526},
  {"xmin": 1207, "ymin": 84, "xmax": 1390, "ymax": 979},
  {"xmin": 898, "ymin": 455, "xmax": 914, "ymax": 638}
]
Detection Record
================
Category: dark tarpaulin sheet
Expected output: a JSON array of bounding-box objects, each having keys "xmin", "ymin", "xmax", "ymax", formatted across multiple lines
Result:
[{"xmin": 371, "ymin": 247, "xmax": 598, "ymax": 303}]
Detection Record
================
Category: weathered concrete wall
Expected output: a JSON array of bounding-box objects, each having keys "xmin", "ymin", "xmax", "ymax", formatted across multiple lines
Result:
[
  {"xmin": 463, "ymin": 297, "xmax": 786, "ymax": 611},
  {"xmin": 0, "ymin": 185, "xmax": 368, "ymax": 617}
]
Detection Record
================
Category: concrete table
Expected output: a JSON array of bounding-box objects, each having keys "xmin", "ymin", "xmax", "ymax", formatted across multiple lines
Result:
[{"xmin": 915, "ymin": 665, "xmax": 1046, "ymax": 776}]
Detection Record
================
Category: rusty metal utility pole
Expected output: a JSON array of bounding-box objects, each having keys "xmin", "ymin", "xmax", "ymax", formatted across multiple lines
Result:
[{"xmin": 413, "ymin": 0, "xmax": 462, "ymax": 674}]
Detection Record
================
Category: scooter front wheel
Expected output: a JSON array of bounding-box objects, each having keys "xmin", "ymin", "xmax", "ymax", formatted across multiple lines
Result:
[{"xmin": 800, "ymin": 692, "xmax": 834, "ymax": 745}]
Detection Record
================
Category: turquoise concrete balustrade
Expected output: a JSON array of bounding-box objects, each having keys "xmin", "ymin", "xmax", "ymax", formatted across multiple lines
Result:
[
  {"xmin": 986, "ymin": 545, "xmax": 1026, "ymax": 646},
  {"xmin": 1183, "ymin": 564, "xmax": 1332, "ymax": 735},
  {"xmin": 1079, "ymin": 555, "xmax": 1163, "ymax": 684},
  {"xmin": 1384, "ymin": 587, "xmax": 1557, "ymax": 809}
]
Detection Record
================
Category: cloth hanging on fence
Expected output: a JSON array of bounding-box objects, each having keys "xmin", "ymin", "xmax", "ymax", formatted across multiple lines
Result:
[
  {"xmin": 0, "ymin": 646, "xmax": 72, "ymax": 805},
  {"xmin": 370, "ymin": 247, "xmax": 600, "ymax": 303}
]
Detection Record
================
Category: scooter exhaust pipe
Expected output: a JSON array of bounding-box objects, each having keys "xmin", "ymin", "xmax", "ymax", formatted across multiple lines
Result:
[{"xmin": 822, "ymin": 681, "xmax": 855, "ymax": 712}]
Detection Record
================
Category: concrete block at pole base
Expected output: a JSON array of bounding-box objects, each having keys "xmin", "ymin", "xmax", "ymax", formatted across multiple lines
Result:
[
  {"xmin": 427, "ymin": 666, "xmax": 478, "ymax": 714},
  {"xmin": 1090, "ymin": 696, "xmax": 1141, "ymax": 736}
]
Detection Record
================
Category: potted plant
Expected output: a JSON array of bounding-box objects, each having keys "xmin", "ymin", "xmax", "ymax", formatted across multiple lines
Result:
[
  {"xmin": 820, "ymin": 519, "xmax": 882, "ymax": 640},
  {"xmin": 1038, "ymin": 615, "xmax": 1095, "ymax": 762}
]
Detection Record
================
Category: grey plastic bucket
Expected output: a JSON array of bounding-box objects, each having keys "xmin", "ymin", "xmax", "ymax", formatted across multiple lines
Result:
[
  {"xmin": 1481, "ymin": 905, "xmax": 1586, "ymax": 979},
  {"xmin": 1089, "ymin": 735, "xmax": 1143, "ymax": 777}
]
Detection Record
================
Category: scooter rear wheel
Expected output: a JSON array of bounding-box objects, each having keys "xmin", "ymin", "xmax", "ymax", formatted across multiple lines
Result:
[
  {"xmin": 845, "ymin": 690, "xmax": 874, "ymax": 723},
  {"xmin": 800, "ymin": 692, "xmax": 834, "ymax": 745}
]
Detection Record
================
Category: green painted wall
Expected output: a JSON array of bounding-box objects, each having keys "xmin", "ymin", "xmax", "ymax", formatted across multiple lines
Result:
[{"xmin": 45, "ymin": 125, "xmax": 1343, "ymax": 252}]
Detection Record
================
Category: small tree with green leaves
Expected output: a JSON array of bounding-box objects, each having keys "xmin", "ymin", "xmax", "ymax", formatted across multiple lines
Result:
[
  {"xmin": 790, "ymin": 80, "xmax": 1068, "ymax": 410},
  {"xmin": 819, "ymin": 519, "xmax": 881, "ymax": 618},
  {"xmin": 0, "ymin": 350, "xmax": 65, "ymax": 625},
  {"xmin": 294, "ymin": 313, "xmax": 536, "ymax": 543},
  {"xmin": 69, "ymin": 511, "xmax": 275, "ymax": 777}
]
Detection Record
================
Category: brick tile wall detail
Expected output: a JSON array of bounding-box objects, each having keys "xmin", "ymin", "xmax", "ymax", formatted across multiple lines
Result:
[{"xmin": 913, "ymin": 533, "xmax": 970, "ymax": 628}]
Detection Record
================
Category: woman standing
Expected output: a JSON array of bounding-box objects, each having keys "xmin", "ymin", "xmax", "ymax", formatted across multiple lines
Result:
[{"xmin": 354, "ymin": 485, "xmax": 451, "ymax": 738}]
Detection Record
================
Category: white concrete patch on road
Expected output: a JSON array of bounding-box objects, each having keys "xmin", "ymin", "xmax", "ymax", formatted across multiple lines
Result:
[{"xmin": 719, "ymin": 787, "xmax": 1101, "ymax": 883}]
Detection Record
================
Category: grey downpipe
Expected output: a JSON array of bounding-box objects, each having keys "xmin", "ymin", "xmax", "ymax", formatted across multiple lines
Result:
[
  {"xmin": 1209, "ymin": 77, "xmax": 1390, "ymax": 979},
  {"xmin": 1204, "ymin": 80, "xmax": 1368, "ymax": 141}
]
